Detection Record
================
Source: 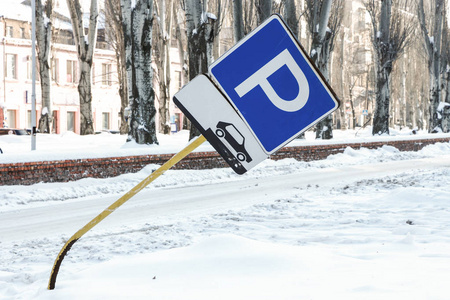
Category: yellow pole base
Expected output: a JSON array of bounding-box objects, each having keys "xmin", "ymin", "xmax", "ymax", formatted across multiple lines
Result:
[{"xmin": 48, "ymin": 135, "xmax": 206, "ymax": 290}]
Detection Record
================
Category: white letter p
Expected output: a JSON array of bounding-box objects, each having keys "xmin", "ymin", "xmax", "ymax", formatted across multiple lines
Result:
[{"xmin": 234, "ymin": 49, "xmax": 309, "ymax": 112}]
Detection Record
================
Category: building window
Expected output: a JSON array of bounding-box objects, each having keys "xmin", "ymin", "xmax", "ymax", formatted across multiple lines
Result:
[
  {"xmin": 67, "ymin": 112, "xmax": 75, "ymax": 132},
  {"xmin": 102, "ymin": 112, "xmax": 110, "ymax": 130},
  {"xmin": 6, "ymin": 26, "xmax": 13, "ymax": 38},
  {"xmin": 52, "ymin": 110, "xmax": 59, "ymax": 134},
  {"xmin": 27, "ymin": 58, "xmax": 39, "ymax": 81},
  {"xmin": 52, "ymin": 58, "xmax": 59, "ymax": 82},
  {"xmin": 66, "ymin": 60, "xmax": 77, "ymax": 83},
  {"xmin": 27, "ymin": 110, "xmax": 32, "ymax": 128},
  {"xmin": 27, "ymin": 61, "xmax": 31, "ymax": 80},
  {"xmin": 6, "ymin": 54, "xmax": 17, "ymax": 79},
  {"xmin": 101, "ymin": 63, "xmax": 112, "ymax": 86},
  {"xmin": 20, "ymin": 27, "xmax": 26, "ymax": 39},
  {"xmin": 6, "ymin": 110, "xmax": 16, "ymax": 128}
]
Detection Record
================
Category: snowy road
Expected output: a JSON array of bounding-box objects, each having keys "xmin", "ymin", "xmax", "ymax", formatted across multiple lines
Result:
[
  {"xmin": 2, "ymin": 141, "xmax": 450, "ymax": 299},
  {"xmin": 2, "ymin": 155, "xmax": 449, "ymax": 243}
]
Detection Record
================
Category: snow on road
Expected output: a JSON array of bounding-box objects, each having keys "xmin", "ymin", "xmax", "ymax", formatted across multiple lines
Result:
[
  {"xmin": 1, "ymin": 154, "xmax": 449, "ymax": 242},
  {"xmin": 1, "ymin": 131, "xmax": 450, "ymax": 299}
]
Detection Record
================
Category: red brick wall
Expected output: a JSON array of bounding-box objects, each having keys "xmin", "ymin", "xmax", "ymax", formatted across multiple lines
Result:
[{"xmin": 1, "ymin": 137, "xmax": 449, "ymax": 186}]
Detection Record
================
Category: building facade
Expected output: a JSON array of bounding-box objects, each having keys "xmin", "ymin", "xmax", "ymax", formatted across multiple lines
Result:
[
  {"xmin": 0, "ymin": 1, "xmax": 124, "ymax": 134},
  {"xmin": 0, "ymin": 0, "xmax": 184, "ymax": 135}
]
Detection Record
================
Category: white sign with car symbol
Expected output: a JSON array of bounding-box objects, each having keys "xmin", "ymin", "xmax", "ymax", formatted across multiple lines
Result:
[{"xmin": 173, "ymin": 75, "xmax": 268, "ymax": 174}]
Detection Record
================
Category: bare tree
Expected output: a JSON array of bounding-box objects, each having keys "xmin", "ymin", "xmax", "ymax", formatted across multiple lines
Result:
[
  {"xmin": 443, "ymin": 15, "xmax": 450, "ymax": 132},
  {"xmin": 154, "ymin": 0, "xmax": 174, "ymax": 134},
  {"xmin": 335, "ymin": 28, "xmax": 348, "ymax": 131},
  {"xmin": 232, "ymin": 0, "xmax": 258, "ymax": 44},
  {"xmin": 233, "ymin": 0, "xmax": 245, "ymax": 42},
  {"xmin": 365, "ymin": 0, "xmax": 415, "ymax": 135},
  {"xmin": 66, "ymin": 0, "xmax": 98, "ymax": 135},
  {"xmin": 256, "ymin": 0, "xmax": 272, "ymax": 24},
  {"xmin": 283, "ymin": 0, "xmax": 299, "ymax": 37},
  {"xmin": 397, "ymin": 28, "xmax": 429, "ymax": 131},
  {"xmin": 174, "ymin": 2, "xmax": 189, "ymax": 129},
  {"xmin": 36, "ymin": 0, "xmax": 54, "ymax": 133},
  {"xmin": 174, "ymin": 1, "xmax": 189, "ymax": 85},
  {"xmin": 104, "ymin": 0, "xmax": 128, "ymax": 134},
  {"xmin": 304, "ymin": 0, "xmax": 344, "ymax": 139},
  {"xmin": 184, "ymin": 0, "xmax": 217, "ymax": 140},
  {"xmin": 242, "ymin": 0, "xmax": 257, "ymax": 35},
  {"xmin": 345, "ymin": 60, "xmax": 367, "ymax": 130},
  {"xmin": 210, "ymin": 0, "xmax": 229, "ymax": 59},
  {"xmin": 418, "ymin": 0, "xmax": 446, "ymax": 133},
  {"xmin": 121, "ymin": 0, "xmax": 159, "ymax": 144}
]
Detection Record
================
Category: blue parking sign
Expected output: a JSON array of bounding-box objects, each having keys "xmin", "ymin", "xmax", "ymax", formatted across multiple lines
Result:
[{"xmin": 209, "ymin": 15, "xmax": 340, "ymax": 154}]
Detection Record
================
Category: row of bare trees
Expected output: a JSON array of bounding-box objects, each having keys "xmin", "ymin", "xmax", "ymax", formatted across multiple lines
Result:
[
  {"xmin": 34, "ymin": 0, "xmax": 450, "ymax": 145},
  {"xmin": 418, "ymin": 0, "xmax": 449, "ymax": 133}
]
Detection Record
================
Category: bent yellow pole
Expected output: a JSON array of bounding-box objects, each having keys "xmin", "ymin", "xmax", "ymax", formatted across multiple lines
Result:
[{"xmin": 48, "ymin": 135, "xmax": 206, "ymax": 290}]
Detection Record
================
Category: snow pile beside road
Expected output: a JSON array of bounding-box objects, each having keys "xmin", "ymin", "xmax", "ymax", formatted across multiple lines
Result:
[
  {"xmin": 1, "ymin": 130, "xmax": 450, "ymax": 299},
  {"xmin": 2, "ymin": 141, "xmax": 449, "ymax": 211}
]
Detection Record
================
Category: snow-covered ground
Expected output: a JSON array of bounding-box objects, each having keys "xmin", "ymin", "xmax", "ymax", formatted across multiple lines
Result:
[{"xmin": 1, "ymin": 128, "xmax": 450, "ymax": 299}]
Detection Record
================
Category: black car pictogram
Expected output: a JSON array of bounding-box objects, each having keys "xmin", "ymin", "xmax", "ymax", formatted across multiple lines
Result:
[{"xmin": 215, "ymin": 121, "xmax": 252, "ymax": 163}]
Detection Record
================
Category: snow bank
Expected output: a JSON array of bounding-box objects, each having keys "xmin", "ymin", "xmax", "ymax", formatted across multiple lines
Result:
[{"xmin": 1, "ymin": 128, "xmax": 450, "ymax": 300}]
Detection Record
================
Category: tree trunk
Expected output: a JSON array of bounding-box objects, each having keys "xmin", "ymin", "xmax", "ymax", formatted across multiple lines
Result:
[
  {"xmin": 256, "ymin": 0, "xmax": 272, "ymax": 25},
  {"xmin": 417, "ymin": 0, "xmax": 444, "ymax": 133},
  {"xmin": 305, "ymin": 0, "xmax": 344, "ymax": 139},
  {"xmin": 121, "ymin": 0, "xmax": 158, "ymax": 145},
  {"xmin": 283, "ymin": 0, "xmax": 298, "ymax": 37},
  {"xmin": 315, "ymin": 32, "xmax": 335, "ymax": 139},
  {"xmin": 174, "ymin": 7, "xmax": 189, "ymax": 131},
  {"xmin": 429, "ymin": 0, "xmax": 443, "ymax": 133},
  {"xmin": 233, "ymin": 0, "xmax": 244, "ymax": 43},
  {"xmin": 372, "ymin": 80, "xmax": 392, "ymax": 135},
  {"xmin": 185, "ymin": 0, "xmax": 215, "ymax": 140},
  {"xmin": 339, "ymin": 30, "xmax": 347, "ymax": 130},
  {"xmin": 307, "ymin": 0, "xmax": 334, "ymax": 140},
  {"xmin": 78, "ymin": 61, "xmax": 94, "ymax": 134},
  {"xmin": 243, "ymin": 0, "xmax": 256, "ymax": 36},
  {"xmin": 117, "ymin": 38, "xmax": 129, "ymax": 135},
  {"xmin": 428, "ymin": 52, "xmax": 443, "ymax": 133},
  {"xmin": 372, "ymin": 66, "xmax": 391, "ymax": 135},
  {"xmin": 105, "ymin": 0, "xmax": 129, "ymax": 135},
  {"xmin": 347, "ymin": 86, "xmax": 356, "ymax": 130},
  {"xmin": 163, "ymin": 0, "xmax": 174, "ymax": 133},
  {"xmin": 444, "ymin": 20, "xmax": 450, "ymax": 132},
  {"xmin": 156, "ymin": 0, "xmax": 173, "ymax": 135},
  {"xmin": 66, "ymin": 0, "xmax": 98, "ymax": 135},
  {"xmin": 419, "ymin": 86, "xmax": 427, "ymax": 130},
  {"xmin": 367, "ymin": 0, "xmax": 393, "ymax": 135},
  {"xmin": 401, "ymin": 56, "xmax": 407, "ymax": 129},
  {"xmin": 175, "ymin": 8, "xmax": 189, "ymax": 86},
  {"xmin": 443, "ymin": 67, "xmax": 450, "ymax": 132},
  {"xmin": 37, "ymin": 63, "xmax": 52, "ymax": 133},
  {"xmin": 36, "ymin": 0, "xmax": 53, "ymax": 133}
]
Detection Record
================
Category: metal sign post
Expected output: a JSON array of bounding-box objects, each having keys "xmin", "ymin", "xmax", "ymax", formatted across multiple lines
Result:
[
  {"xmin": 48, "ymin": 14, "xmax": 340, "ymax": 291},
  {"xmin": 48, "ymin": 135, "xmax": 206, "ymax": 290}
]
